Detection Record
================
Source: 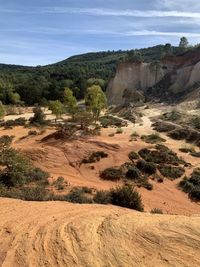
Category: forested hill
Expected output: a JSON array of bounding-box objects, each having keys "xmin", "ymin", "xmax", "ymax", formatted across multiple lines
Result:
[{"xmin": 0, "ymin": 45, "xmax": 180, "ymax": 105}]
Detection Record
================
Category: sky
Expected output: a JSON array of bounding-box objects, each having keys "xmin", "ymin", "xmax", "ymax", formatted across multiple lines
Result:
[{"xmin": 1, "ymin": 0, "xmax": 200, "ymax": 66}]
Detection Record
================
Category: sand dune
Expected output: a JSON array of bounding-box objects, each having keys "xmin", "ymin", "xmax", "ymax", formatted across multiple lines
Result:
[{"xmin": 0, "ymin": 198, "xmax": 200, "ymax": 267}]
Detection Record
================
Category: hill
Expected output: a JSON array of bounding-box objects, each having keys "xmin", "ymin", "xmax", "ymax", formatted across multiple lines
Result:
[{"xmin": 0, "ymin": 45, "xmax": 179, "ymax": 105}]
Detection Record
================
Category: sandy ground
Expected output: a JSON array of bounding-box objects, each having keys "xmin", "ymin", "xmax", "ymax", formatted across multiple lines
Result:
[
  {"xmin": 0, "ymin": 198, "xmax": 200, "ymax": 267},
  {"xmin": 0, "ymin": 106, "xmax": 200, "ymax": 215}
]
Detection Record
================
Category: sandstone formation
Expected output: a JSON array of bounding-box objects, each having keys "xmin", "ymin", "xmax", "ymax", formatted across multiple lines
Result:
[
  {"xmin": 107, "ymin": 48, "xmax": 200, "ymax": 105},
  {"xmin": 1, "ymin": 198, "xmax": 200, "ymax": 267}
]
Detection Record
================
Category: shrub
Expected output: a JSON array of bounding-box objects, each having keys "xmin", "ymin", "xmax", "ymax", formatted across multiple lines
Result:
[
  {"xmin": 28, "ymin": 168, "xmax": 49, "ymax": 183},
  {"xmin": 116, "ymin": 128, "xmax": 123, "ymax": 134},
  {"xmin": 128, "ymin": 151, "xmax": 139, "ymax": 161},
  {"xmin": 131, "ymin": 131, "xmax": 139, "ymax": 138},
  {"xmin": 189, "ymin": 187, "xmax": 200, "ymax": 201},
  {"xmin": 29, "ymin": 106, "xmax": 46, "ymax": 125},
  {"xmin": 191, "ymin": 116, "xmax": 200, "ymax": 129},
  {"xmin": 20, "ymin": 186, "xmax": 51, "ymax": 201},
  {"xmin": 126, "ymin": 167, "xmax": 141, "ymax": 180},
  {"xmin": 139, "ymin": 145, "xmax": 183, "ymax": 165},
  {"xmin": 0, "ymin": 118, "xmax": 26, "ymax": 127},
  {"xmin": 141, "ymin": 133, "xmax": 166, "ymax": 144},
  {"xmin": 93, "ymin": 190, "xmax": 111, "ymax": 204},
  {"xmin": 109, "ymin": 185, "xmax": 144, "ymax": 211},
  {"xmin": 136, "ymin": 160, "xmax": 156, "ymax": 175},
  {"xmin": 53, "ymin": 176, "xmax": 66, "ymax": 190},
  {"xmin": 160, "ymin": 110, "xmax": 181, "ymax": 122},
  {"xmin": 64, "ymin": 188, "xmax": 93, "ymax": 203},
  {"xmin": 100, "ymin": 115, "xmax": 127, "ymax": 128},
  {"xmin": 179, "ymin": 147, "xmax": 195, "ymax": 153},
  {"xmin": 151, "ymin": 208, "xmax": 163, "ymax": 214},
  {"xmin": 100, "ymin": 167, "xmax": 123, "ymax": 181},
  {"xmin": 82, "ymin": 151, "xmax": 108, "ymax": 164},
  {"xmin": 28, "ymin": 130, "xmax": 38, "ymax": 136},
  {"xmin": 158, "ymin": 165, "xmax": 185, "ymax": 180},
  {"xmin": 179, "ymin": 169, "xmax": 200, "ymax": 201},
  {"xmin": 190, "ymin": 152, "xmax": 200, "ymax": 158}
]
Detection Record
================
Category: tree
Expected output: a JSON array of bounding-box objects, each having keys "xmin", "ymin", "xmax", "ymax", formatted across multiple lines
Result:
[
  {"xmin": 179, "ymin": 37, "xmax": 189, "ymax": 50},
  {"xmin": 63, "ymin": 88, "xmax": 77, "ymax": 118},
  {"xmin": 127, "ymin": 50, "xmax": 143, "ymax": 63},
  {"xmin": 0, "ymin": 101, "xmax": 5, "ymax": 119},
  {"xmin": 74, "ymin": 110, "xmax": 94, "ymax": 130},
  {"xmin": 8, "ymin": 92, "xmax": 21, "ymax": 105},
  {"xmin": 49, "ymin": 100, "xmax": 64, "ymax": 122},
  {"xmin": 85, "ymin": 85, "xmax": 107, "ymax": 122},
  {"xmin": 162, "ymin": 43, "xmax": 172, "ymax": 57},
  {"xmin": 29, "ymin": 106, "xmax": 46, "ymax": 125}
]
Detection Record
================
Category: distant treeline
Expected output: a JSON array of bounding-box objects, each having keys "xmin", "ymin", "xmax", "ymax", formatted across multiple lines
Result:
[{"xmin": 0, "ymin": 43, "xmax": 197, "ymax": 106}]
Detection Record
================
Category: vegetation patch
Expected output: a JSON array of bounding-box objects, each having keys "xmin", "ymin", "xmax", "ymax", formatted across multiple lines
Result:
[
  {"xmin": 151, "ymin": 208, "xmax": 163, "ymax": 214},
  {"xmin": 100, "ymin": 167, "xmax": 123, "ymax": 181},
  {"xmin": 141, "ymin": 133, "xmax": 166, "ymax": 144},
  {"xmin": 136, "ymin": 160, "xmax": 156, "ymax": 175},
  {"xmin": 100, "ymin": 115, "xmax": 127, "ymax": 128},
  {"xmin": 158, "ymin": 165, "xmax": 185, "ymax": 180},
  {"xmin": 139, "ymin": 144, "xmax": 184, "ymax": 165},
  {"xmin": 82, "ymin": 151, "xmax": 108, "ymax": 164},
  {"xmin": 179, "ymin": 169, "xmax": 200, "ymax": 200},
  {"xmin": 128, "ymin": 151, "xmax": 139, "ymax": 161}
]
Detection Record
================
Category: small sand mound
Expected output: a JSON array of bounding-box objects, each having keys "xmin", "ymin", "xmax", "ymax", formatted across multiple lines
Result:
[{"xmin": 0, "ymin": 198, "xmax": 200, "ymax": 267}]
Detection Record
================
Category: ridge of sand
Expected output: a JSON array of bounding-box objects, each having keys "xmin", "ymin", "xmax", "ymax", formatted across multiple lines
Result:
[{"xmin": 0, "ymin": 198, "xmax": 200, "ymax": 267}]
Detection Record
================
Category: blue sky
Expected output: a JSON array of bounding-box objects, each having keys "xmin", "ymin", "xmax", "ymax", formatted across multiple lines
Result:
[{"xmin": 1, "ymin": 0, "xmax": 200, "ymax": 66}]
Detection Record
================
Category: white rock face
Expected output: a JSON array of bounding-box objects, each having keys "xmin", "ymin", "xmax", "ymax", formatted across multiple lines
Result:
[
  {"xmin": 107, "ymin": 58, "xmax": 200, "ymax": 105},
  {"xmin": 106, "ymin": 62, "xmax": 164, "ymax": 105}
]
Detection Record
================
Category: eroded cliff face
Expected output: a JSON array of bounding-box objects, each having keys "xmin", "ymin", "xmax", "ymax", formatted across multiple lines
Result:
[
  {"xmin": 107, "ymin": 48, "xmax": 200, "ymax": 105},
  {"xmin": 107, "ymin": 62, "xmax": 165, "ymax": 105}
]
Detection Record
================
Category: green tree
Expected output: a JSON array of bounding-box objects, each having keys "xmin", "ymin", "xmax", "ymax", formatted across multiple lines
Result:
[
  {"xmin": 179, "ymin": 37, "xmax": 189, "ymax": 50},
  {"xmin": 49, "ymin": 100, "xmax": 64, "ymax": 122},
  {"xmin": 9, "ymin": 92, "xmax": 21, "ymax": 105},
  {"xmin": 29, "ymin": 106, "xmax": 46, "ymax": 125},
  {"xmin": 63, "ymin": 88, "xmax": 77, "ymax": 118},
  {"xmin": 85, "ymin": 85, "xmax": 107, "ymax": 122},
  {"xmin": 0, "ymin": 101, "xmax": 5, "ymax": 119}
]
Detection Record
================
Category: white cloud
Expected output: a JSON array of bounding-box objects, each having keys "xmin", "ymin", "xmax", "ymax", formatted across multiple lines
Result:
[
  {"xmin": 156, "ymin": 0, "xmax": 200, "ymax": 12},
  {"xmin": 41, "ymin": 7, "xmax": 200, "ymax": 18}
]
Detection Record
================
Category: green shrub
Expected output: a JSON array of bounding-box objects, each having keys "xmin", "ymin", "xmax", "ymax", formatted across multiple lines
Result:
[
  {"xmin": 141, "ymin": 133, "xmax": 166, "ymax": 144},
  {"xmin": 160, "ymin": 110, "xmax": 181, "ymax": 122},
  {"xmin": 109, "ymin": 185, "xmax": 144, "ymax": 211},
  {"xmin": 82, "ymin": 151, "xmax": 108, "ymax": 164},
  {"xmin": 191, "ymin": 116, "xmax": 200, "ymax": 129},
  {"xmin": 136, "ymin": 160, "xmax": 156, "ymax": 175},
  {"xmin": 126, "ymin": 167, "xmax": 141, "ymax": 180},
  {"xmin": 93, "ymin": 190, "xmax": 111, "ymax": 204},
  {"xmin": 100, "ymin": 167, "xmax": 123, "ymax": 181},
  {"xmin": 151, "ymin": 208, "xmax": 163, "ymax": 214},
  {"xmin": 190, "ymin": 152, "xmax": 200, "ymax": 158},
  {"xmin": 179, "ymin": 169, "xmax": 200, "ymax": 201},
  {"xmin": 139, "ymin": 145, "xmax": 183, "ymax": 165},
  {"xmin": 28, "ymin": 130, "xmax": 38, "ymax": 136},
  {"xmin": 20, "ymin": 186, "xmax": 51, "ymax": 201},
  {"xmin": 0, "ymin": 118, "xmax": 26, "ymax": 127},
  {"xmin": 189, "ymin": 187, "xmax": 200, "ymax": 201},
  {"xmin": 116, "ymin": 128, "xmax": 123, "ymax": 134},
  {"xmin": 128, "ymin": 151, "xmax": 139, "ymax": 161},
  {"xmin": 64, "ymin": 188, "xmax": 93, "ymax": 203},
  {"xmin": 29, "ymin": 106, "xmax": 46, "ymax": 125},
  {"xmin": 158, "ymin": 165, "xmax": 185, "ymax": 180},
  {"xmin": 100, "ymin": 115, "xmax": 127, "ymax": 128}
]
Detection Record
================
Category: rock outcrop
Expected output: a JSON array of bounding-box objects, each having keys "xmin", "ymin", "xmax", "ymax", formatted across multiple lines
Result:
[{"xmin": 107, "ymin": 48, "xmax": 200, "ymax": 105}]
